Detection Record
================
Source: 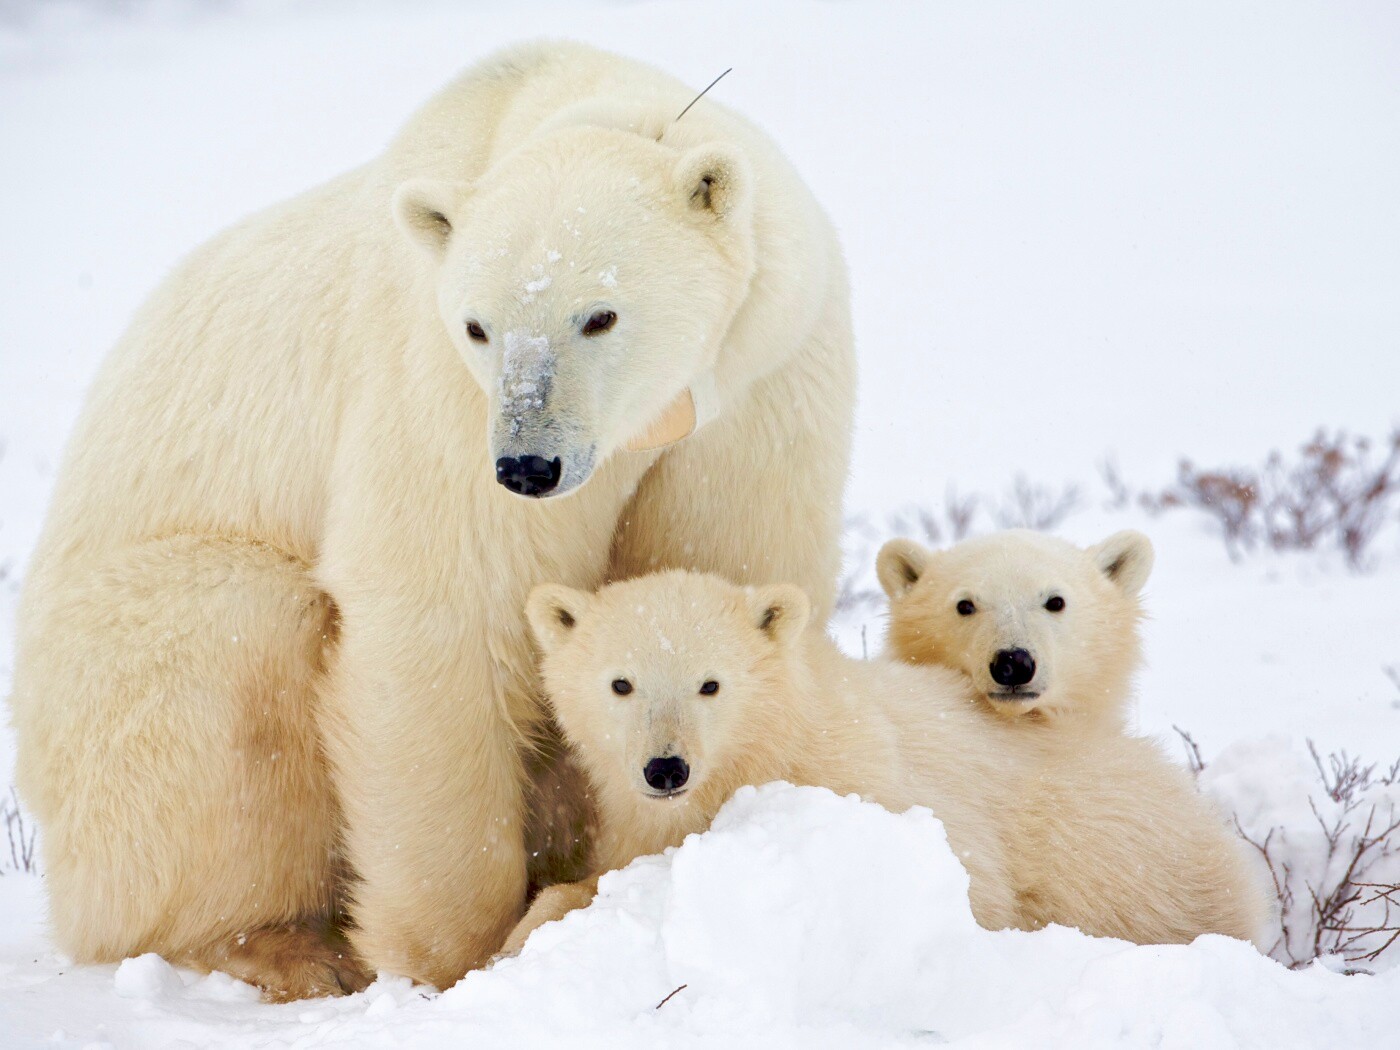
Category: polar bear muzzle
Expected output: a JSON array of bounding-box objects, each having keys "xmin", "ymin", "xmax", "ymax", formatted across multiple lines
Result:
[
  {"xmin": 987, "ymin": 647, "xmax": 1040, "ymax": 701},
  {"xmin": 495, "ymin": 454, "xmax": 563, "ymax": 497},
  {"xmin": 642, "ymin": 755, "xmax": 690, "ymax": 796},
  {"xmin": 492, "ymin": 440, "xmax": 596, "ymax": 499}
]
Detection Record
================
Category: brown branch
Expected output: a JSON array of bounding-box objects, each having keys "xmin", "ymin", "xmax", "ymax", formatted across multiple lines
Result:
[{"xmin": 655, "ymin": 984, "xmax": 688, "ymax": 1010}]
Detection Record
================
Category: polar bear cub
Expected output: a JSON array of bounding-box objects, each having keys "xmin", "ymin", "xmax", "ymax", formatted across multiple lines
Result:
[
  {"xmin": 878, "ymin": 529, "xmax": 1154, "ymax": 733},
  {"xmin": 505, "ymin": 570, "xmax": 1023, "ymax": 952},
  {"xmin": 501, "ymin": 570, "xmax": 1268, "ymax": 956}
]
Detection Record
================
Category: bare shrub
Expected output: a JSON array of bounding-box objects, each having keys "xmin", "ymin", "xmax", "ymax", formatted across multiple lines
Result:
[
  {"xmin": 1189, "ymin": 737, "xmax": 1400, "ymax": 970},
  {"xmin": 1143, "ymin": 463, "xmax": 1258, "ymax": 558},
  {"xmin": 835, "ymin": 513, "xmax": 887, "ymax": 615},
  {"xmin": 884, "ymin": 487, "xmax": 981, "ymax": 548},
  {"xmin": 993, "ymin": 476, "xmax": 1081, "ymax": 532},
  {"xmin": 1173, "ymin": 725, "xmax": 1206, "ymax": 776},
  {"xmin": 834, "ymin": 558, "xmax": 882, "ymax": 615},
  {"xmin": 944, "ymin": 488, "xmax": 979, "ymax": 543},
  {"xmin": 1099, "ymin": 458, "xmax": 1132, "ymax": 512},
  {"xmin": 1309, "ymin": 742, "xmax": 1400, "ymax": 805},
  {"xmin": 1143, "ymin": 428, "xmax": 1400, "ymax": 568},
  {"xmin": 2, "ymin": 788, "xmax": 38, "ymax": 875}
]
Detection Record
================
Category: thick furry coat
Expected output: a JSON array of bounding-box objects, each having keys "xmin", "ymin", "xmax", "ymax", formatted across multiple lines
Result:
[
  {"xmin": 9, "ymin": 41, "xmax": 854, "ymax": 998},
  {"xmin": 503, "ymin": 572, "xmax": 1271, "ymax": 955}
]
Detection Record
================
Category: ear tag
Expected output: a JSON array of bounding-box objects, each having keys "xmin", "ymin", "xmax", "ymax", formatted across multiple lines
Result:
[{"xmin": 625, "ymin": 371, "xmax": 720, "ymax": 452}]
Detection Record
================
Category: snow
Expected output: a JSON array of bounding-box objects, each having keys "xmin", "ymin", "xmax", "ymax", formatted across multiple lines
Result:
[
  {"xmin": 4, "ymin": 787, "xmax": 1400, "ymax": 1047},
  {"xmin": 2, "ymin": 0, "xmax": 1399, "ymax": 1045},
  {"xmin": 520, "ymin": 264, "xmax": 553, "ymax": 302},
  {"xmin": 498, "ymin": 329, "xmax": 555, "ymax": 434}
]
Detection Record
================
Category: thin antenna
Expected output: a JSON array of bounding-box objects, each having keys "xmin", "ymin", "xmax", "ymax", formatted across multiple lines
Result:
[{"xmin": 675, "ymin": 67, "xmax": 733, "ymax": 122}]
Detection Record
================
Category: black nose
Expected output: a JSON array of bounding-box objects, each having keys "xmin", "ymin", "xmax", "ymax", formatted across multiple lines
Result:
[
  {"xmin": 643, "ymin": 756, "xmax": 690, "ymax": 793},
  {"xmin": 495, "ymin": 455, "xmax": 562, "ymax": 497},
  {"xmin": 990, "ymin": 648, "xmax": 1036, "ymax": 687}
]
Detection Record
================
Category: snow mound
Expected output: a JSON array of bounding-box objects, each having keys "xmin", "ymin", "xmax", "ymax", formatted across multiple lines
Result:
[
  {"xmin": 114, "ymin": 953, "xmax": 259, "ymax": 1004},
  {"xmin": 6, "ymin": 777, "xmax": 1400, "ymax": 1047},
  {"xmin": 454, "ymin": 783, "xmax": 1398, "ymax": 1048}
]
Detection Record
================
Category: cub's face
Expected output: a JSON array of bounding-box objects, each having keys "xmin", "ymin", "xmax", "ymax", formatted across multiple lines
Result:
[
  {"xmin": 877, "ymin": 529, "xmax": 1153, "ymax": 722},
  {"xmin": 393, "ymin": 128, "xmax": 756, "ymax": 499},
  {"xmin": 525, "ymin": 572, "xmax": 808, "ymax": 804}
]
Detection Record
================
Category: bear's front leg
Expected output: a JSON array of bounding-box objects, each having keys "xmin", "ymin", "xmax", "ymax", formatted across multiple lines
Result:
[
  {"xmin": 318, "ymin": 612, "xmax": 530, "ymax": 988},
  {"xmin": 496, "ymin": 875, "xmax": 601, "ymax": 959}
]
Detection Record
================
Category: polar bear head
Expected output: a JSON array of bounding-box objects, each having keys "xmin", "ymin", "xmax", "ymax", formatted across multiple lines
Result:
[
  {"xmin": 525, "ymin": 571, "xmax": 808, "ymax": 806},
  {"xmin": 876, "ymin": 529, "xmax": 1154, "ymax": 729},
  {"xmin": 393, "ymin": 126, "xmax": 756, "ymax": 498}
]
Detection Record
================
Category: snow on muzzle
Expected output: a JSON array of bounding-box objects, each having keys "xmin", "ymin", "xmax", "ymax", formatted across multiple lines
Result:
[{"xmin": 493, "ymin": 331, "xmax": 597, "ymax": 499}]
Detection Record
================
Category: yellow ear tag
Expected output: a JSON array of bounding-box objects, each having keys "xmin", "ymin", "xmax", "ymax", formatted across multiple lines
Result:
[{"xmin": 625, "ymin": 372, "xmax": 720, "ymax": 453}]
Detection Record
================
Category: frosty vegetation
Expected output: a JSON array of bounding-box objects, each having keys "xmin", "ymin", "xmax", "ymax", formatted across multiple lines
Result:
[
  {"xmin": 841, "ymin": 427, "xmax": 1400, "ymax": 616},
  {"xmin": 1184, "ymin": 732, "xmax": 1400, "ymax": 972},
  {"xmin": 1, "ymin": 788, "xmax": 37, "ymax": 876},
  {"xmin": 1114, "ymin": 427, "xmax": 1400, "ymax": 567}
]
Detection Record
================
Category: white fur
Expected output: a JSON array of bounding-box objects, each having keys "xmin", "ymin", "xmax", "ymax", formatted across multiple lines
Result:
[
  {"xmin": 504, "ymin": 571, "xmax": 1271, "ymax": 956},
  {"xmin": 879, "ymin": 529, "xmax": 1154, "ymax": 731},
  {"xmin": 9, "ymin": 41, "xmax": 854, "ymax": 996}
]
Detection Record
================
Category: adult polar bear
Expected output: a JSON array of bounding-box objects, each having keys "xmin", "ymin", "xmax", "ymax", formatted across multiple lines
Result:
[{"xmin": 11, "ymin": 41, "xmax": 854, "ymax": 999}]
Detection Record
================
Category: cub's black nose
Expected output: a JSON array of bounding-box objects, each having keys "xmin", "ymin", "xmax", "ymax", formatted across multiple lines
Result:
[
  {"xmin": 643, "ymin": 756, "xmax": 690, "ymax": 793},
  {"xmin": 495, "ymin": 455, "xmax": 562, "ymax": 497},
  {"xmin": 990, "ymin": 648, "xmax": 1037, "ymax": 688}
]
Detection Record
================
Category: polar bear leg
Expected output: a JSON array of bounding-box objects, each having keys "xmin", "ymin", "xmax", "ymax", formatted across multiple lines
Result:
[
  {"xmin": 12, "ymin": 535, "xmax": 349, "ymax": 996},
  {"xmin": 1017, "ymin": 741, "xmax": 1270, "ymax": 944},
  {"xmin": 180, "ymin": 920, "xmax": 370, "ymax": 1002},
  {"xmin": 318, "ymin": 620, "xmax": 531, "ymax": 989},
  {"xmin": 496, "ymin": 874, "xmax": 601, "ymax": 959}
]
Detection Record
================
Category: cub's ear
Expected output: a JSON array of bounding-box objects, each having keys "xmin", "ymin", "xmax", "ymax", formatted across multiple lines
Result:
[
  {"xmin": 674, "ymin": 144, "xmax": 751, "ymax": 224},
  {"xmin": 526, "ymin": 584, "xmax": 592, "ymax": 652},
  {"xmin": 1088, "ymin": 530, "xmax": 1155, "ymax": 596},
  {"xmin": 392, "ymin": 178, "xmax": 461, "ymax": 256},
  {"xmin": 748, "ymin": 584, "xmax": 810, "ymax": 647},
  {"xmin": 876, "ymin": 538, "xmax": 932, "ymax": 600}
]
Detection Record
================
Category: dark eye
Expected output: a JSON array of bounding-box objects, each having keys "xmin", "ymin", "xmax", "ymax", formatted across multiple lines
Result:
[
  {"xmin": 611, "ymin": 679, "xmax": 633, "ymax": 696},
  {"xmin": 466, "ymin": 320, "xmax": 488, "ymax": 343},
  {"xmin": 956, "ymin": 599, "xmax": 976, "ymax": 616},
  {"xmin": 582, "ymin": 310, "xmax": 617, "ymax": 336},
  {"xmin": 699, "ymin": 680, "xmax": 720, "ymax": 696},
  {"xmin": 1045, "ymin": 596, "xmax": 1066, "ymax": 612}
]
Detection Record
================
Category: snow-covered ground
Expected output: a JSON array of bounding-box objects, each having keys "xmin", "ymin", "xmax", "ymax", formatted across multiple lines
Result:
[
  {"xmin": 5, "ymin": 785, "xmax": 1400, "ymax": 1048},
  {"xmin": 1, "ymin": 1, "xmax": 1398, "ymax": 1046}
]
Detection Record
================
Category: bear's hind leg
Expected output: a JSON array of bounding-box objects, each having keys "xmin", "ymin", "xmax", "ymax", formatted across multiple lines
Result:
[
  {"xmin": 180, "ymin": 920, "xmax": 371, "ymax": 1002},
  {"xmin": 1017, "ymin": 739, "xmax": 1271, "ymax": 944},
  {"xmin": 12, "ymin": 535, "xmax": 351, "ymax": 998}
]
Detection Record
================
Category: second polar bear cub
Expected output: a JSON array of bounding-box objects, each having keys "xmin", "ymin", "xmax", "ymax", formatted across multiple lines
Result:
[
  {"xmin": 501, "ymin": 570, "xmax": 1268, "ymax": 956},
  {"xmin": 878, "ymin": 529, "xmax": 1154, "ymax": 732}
]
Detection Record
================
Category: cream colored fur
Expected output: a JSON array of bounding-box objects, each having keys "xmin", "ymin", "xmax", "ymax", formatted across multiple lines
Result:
[
  {"xmin": 9, "ymin": 41, "xmax": 853, "ymax": 998},
  {"xmin": 502, "ymin": 571, "xmax": 1270, "ymax": 956},
  {"xmin": 878, "ymin": 529, "xmax": 1154, "ymax": 733}
]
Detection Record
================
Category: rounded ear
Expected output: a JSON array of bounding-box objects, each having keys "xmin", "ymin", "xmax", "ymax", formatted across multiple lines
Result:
[
  {"xmin": 876, "ymin": 538, "xmax": 932, "ymax": 600},
  {"xmin": 673, "ymin": 143, "xmax": 751, "ymax": 224},
  {"xmin": 1088, "ymin": 530, "xmax": 1155, "ymax": 596},
  {"xmin": 748, "ymin": 584, "xmax": 810, "ymax": 647},
  {"xmin": 392, "ymin": 178, "xmax": 460, "ymax": 256},
  {"xmin": 526, "ymin": 584, "xmax": 593, "ymax": 652}
]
